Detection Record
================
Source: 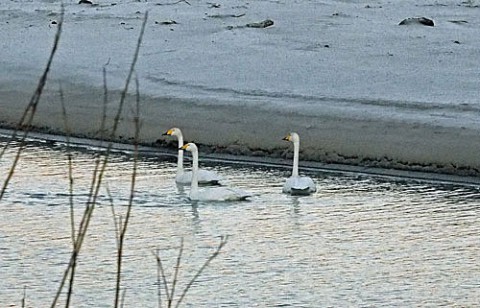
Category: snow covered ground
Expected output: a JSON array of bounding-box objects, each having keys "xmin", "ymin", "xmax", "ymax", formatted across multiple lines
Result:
[{"xmin": 1, "ymin": 0, "xmax": 480, "ymax": 175}]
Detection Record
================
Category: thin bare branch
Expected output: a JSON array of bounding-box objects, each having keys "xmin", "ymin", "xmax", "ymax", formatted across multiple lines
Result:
[
  {"xmin": 156, "ymin": 251, "xmax": 162, "ymax": 308},
  {"xmin": 109, "ymin": 12, "xmax": 147, "ymax": 141},
  {"xmin": 107, "ymin": 185, "xmax": 120, "ymax": 248},
  {"xmin": 21, "ymin": 286, "xmax": 26, "ymax": 308},
  {"xmin": 152, "ymin": 248, "xmax": 171, "ymax": 304},
  {"xmin": 114, "ymin": 38, "xmax": 144, "ymax": 308},
  {"xmin": 51, "ymin": 11, "xmax": 149, "ymax": 307},
  {"xmin": 59, "ymin": 83, "xmax": 76, "ymax": 244},
  {"xmin": 98, "ymin": 61, "xmax": 110, "ymax": 140},
  {"xmin": 175, "ymin": 236, "xmax": 229, "ymax": 307},
  {"xmin": 51, "ymin": 155, "xmax": 100, "ymax": 307},
  {"xmin": 120, "ymin": 289, "xmax": 127, "ymax": 308},
  {"xmin": 169, "ymin": 238, "xmax": 184, "ymax": 308},
  {"xmin": 65, "ymin": 254, "xmax": 77, "ymax": 308},
  {"xmin": 59, "ymin": 82, "xmax": 78, "ymax": 308},
  {"xmin": 0, "ymin": 4, "xmax": 64, "ymax": 201}
]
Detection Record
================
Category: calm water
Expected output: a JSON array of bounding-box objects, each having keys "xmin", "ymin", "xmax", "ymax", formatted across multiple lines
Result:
[{"xmin": 0, "ymin": 137, "xmax": 479, "ymax": 307}]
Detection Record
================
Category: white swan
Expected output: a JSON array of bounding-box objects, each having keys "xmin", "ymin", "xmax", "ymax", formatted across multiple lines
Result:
[
  {"xmin": 163, "ymin": 128, "xmax": 221, "ymax": 185},
  {"xmin": 282, "ymin": 132, "xmax": 316, "ymax": 195},
  {"xmin": 181, "ymin": 143, "xmax": 251, "ymax": 201}
]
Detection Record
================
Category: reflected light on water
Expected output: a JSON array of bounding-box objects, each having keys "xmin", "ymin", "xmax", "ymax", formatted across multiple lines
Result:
[{"xmin": 0, "ymin": 139, "xmax": 479, "ymax": 307}]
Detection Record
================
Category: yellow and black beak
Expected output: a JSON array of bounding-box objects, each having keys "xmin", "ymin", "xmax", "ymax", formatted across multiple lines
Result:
[
  {"xmin": 282, "ymin": 134, "xmax": 291, "ymax": 141},
  {"xmin": 162, "ymin": 129, "xmax": 174, "ymax": 136},
  {"xmin": 180, "ymin": 144, "xmax": 189, "ymax": 150}
]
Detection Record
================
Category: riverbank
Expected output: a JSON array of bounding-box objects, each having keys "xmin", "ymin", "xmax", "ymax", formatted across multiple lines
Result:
[
  {"xmin": 3, "ymin": 127, "xmax": 480, "ymax": 187},
  {"xmin": 1, "ymin": 0, "xmax": 480, "ymax": 177}
]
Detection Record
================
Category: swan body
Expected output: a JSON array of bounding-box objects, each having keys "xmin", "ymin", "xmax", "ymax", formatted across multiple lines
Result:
[
  {"xmin": 163, "ymin": 128, "xmax": 221, "ymax": 185},
  {"xmin": 282, "ymin": 132, "xmax": 316, "ymax": 195},
  {"xmin": 283, "ymin": 176, "xmax": 316, "ymax": 196},
  {"xmin": 181, "ymin": 143, "xmax": 251, "ymax": 201},
  {"xmin": 174, "ymin": 170, "xmax": 219, "ymax": 185}
]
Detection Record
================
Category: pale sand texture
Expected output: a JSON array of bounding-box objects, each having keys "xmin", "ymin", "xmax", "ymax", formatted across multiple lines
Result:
[
  {"xmin": 1, "ymin": 0, "xmax": 480, "ymax": 177},
  {"xmin": 2, "ymin": 76, "xmax": 480, "ymax": 178}
]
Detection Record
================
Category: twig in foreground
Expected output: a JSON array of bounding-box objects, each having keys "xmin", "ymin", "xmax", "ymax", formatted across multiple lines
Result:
[
  {"xmin": 114, "ymin": 72, "xmax": 142, "ymax": 308},
  {"xmin": 50, "ymin": 11, "xmax": 149, "ymax": 308},
  {"xmin": 59, "ymin": 82, "xmax": 77, "ymax": 308},
  {"xmin": 153, "ymin": 236, "xmax": 229, "ymax": 307},
  {"xmin": 175, "ymin": 236, "xmax": 228, "ymax": 308},
  {"xmin": 0, "ymin": 5, "xmax": 64, "ymax": 201}
]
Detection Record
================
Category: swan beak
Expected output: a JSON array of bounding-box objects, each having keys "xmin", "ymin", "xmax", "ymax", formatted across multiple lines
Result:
[
  {"xmin": 282, "ymin": 134, "xmax": 291, "ymax": 141},
  {"xmin": 162, "ymin": 129, "xmax": 173, "ymax": 136},
  {"xmin": 180, "ymin": 144, "xmax": 189, "ymax": 150}
]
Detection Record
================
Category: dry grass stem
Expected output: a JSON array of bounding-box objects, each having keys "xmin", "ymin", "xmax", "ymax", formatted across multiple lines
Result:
[
  {"xmin": 1, "ymin": 6, "xmax": 229, "ymax": 307},
  {"xmin": 21, "ymin": 286, "xmax": 26, "ymax": 308},
  {"xmin": 97, "ymin": 62, "xmax": 110, "ymax": 139},
  {"xmin": 168, "ymin": 238, "xmax": 184, "ymax": 307},
  {"xmin": 114, "ymin": 72, "xmax": 142, "ymax": 308},
  {"xmin": 51, "ymin": 11, "xmax": 148, "ymax": 307},
  {"xmin": 107, "ymin": 185, "xmax": 121, "ymax": 248},
  {"xmin": 59, "ymin": 82, "xmax": 78, "ymax": 308},
  {"xmin": 59, "ymin": 83, "xmax": 76, "ymax": 244},
  {"xmin": 0, "ymin": 5, "xmax": 64, "ymax": 201},
  {"xmin": 175, "ymin": 236, "xmax": 228, "ymax": 307},
  {"xmin": 153, "ymin": 236, "xmax": 229, "ymax": 307},
  {"xmin": 153, "ymin": 248, "xmax": 172, "ymax": 306}
]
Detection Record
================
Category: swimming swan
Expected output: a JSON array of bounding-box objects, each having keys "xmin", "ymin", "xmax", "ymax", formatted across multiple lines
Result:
[
  {"xmin": 282, "ymin": 132, "xmax": 316, "ymax": 195},
  {"xmin": 181, "ymin": 143, "xmax": 251, "ymax": 201},
  {"xmin": 163, "ymin": 128, "xmax": 221, "ymax": 185}
]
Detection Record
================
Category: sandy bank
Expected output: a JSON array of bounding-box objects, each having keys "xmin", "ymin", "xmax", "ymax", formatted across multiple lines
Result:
[
  {"xmin": 2, "ymin": 0, "xmax": 480, "ymax": 177},
  {"xmin": 2, "ymin": 76, "xmax": 480, "ymax": 178}
]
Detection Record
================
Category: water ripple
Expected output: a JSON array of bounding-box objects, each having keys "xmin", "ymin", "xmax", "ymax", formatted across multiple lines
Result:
[{"xmin": 0, "ymin": 140, "xmax": 479, "ymax": 307}]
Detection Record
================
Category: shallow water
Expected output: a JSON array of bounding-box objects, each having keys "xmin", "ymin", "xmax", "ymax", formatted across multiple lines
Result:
[{"xmin": 0, "ymin": 137, "xmax": 479, "ymax": 307}]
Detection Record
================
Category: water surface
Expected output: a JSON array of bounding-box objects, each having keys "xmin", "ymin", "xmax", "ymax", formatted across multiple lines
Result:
[{"xmin": 0, "ymin": 138, "xmax": 479, "ymax": 307}]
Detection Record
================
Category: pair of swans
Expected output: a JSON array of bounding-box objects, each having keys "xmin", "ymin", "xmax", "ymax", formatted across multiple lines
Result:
[
  {"xmin": 164, "ymin": 128, "xmax": 316, "ymax": 201},
  {"xmin": 163, "ymin": 128, "xmax": 221, "ymax": 185},
  {"xmin": 164, "ymin": 128, "xmax": 250, "ymax": 201}
]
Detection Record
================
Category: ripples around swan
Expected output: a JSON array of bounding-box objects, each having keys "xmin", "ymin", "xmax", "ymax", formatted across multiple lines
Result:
[{"xmin": 0, "ymin": 138, "xmax": 479, "ymax": 307}]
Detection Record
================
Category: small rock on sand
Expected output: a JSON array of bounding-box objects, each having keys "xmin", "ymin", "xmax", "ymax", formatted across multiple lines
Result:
[
  {"xmin": 246, "ymin": 19, "xmax": 274, "ymax": 28},
  {"xmin": 399, "ymin": 17, "xmax": 434, "ymax": 27}
]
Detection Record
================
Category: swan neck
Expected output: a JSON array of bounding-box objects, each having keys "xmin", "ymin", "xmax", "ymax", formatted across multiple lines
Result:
[
  {"xmin": 190, "ymin": 148, "xmax": 199, "ymax": 194},
  {"xmin": 177, "ymin": 135, "xmax": 184, "ymax": 172},
  {"xmin": 292, "ymin": 139, "xmax": 299, "ymax": 177}
]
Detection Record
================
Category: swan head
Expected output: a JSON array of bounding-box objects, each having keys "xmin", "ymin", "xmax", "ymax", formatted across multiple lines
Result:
[
  {"xmin": 282, "ymin": 132, "xmax": 300, "ymax": 143},
  {"xmin": 163, "ymin": 127, "xmax": 182, "ymax": 137},
  {"xmin": 180, "ymin": 142, "xmax": 198, "ymax": 153}
]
